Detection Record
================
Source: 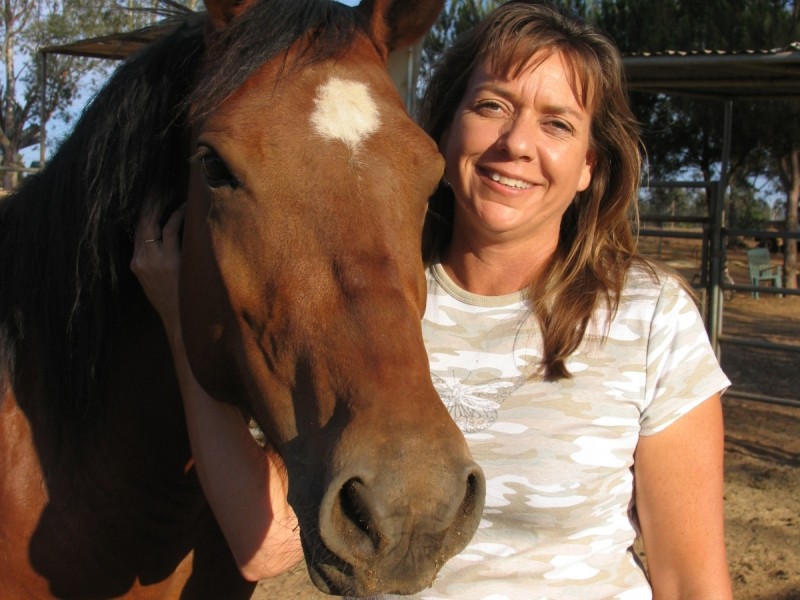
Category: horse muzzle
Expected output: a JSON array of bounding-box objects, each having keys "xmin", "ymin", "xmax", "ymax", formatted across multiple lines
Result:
[{"xmin": 302, "ymin": 455, "xmax": 485, "ymax": 596}]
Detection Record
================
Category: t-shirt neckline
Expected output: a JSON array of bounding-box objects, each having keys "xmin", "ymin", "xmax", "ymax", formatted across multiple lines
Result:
[{"xmin": 431, "ymin": 262, "xmax": 527, "ymax": 308}]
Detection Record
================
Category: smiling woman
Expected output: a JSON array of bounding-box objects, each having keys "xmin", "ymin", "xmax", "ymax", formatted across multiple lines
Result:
[{"xmin": 405, "ymin": 2, "xmax": 733, "ymax": 598}]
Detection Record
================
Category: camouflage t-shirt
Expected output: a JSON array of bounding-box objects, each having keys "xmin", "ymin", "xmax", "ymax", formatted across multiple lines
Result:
[{"xmin": 406, "ymin": 262, "xmax": 729, "ymax": 600}]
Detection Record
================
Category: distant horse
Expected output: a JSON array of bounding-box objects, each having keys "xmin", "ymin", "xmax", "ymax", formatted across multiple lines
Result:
[{"xmin": 0, "ymin": 1, "xmax": 485, "ymax": 598}]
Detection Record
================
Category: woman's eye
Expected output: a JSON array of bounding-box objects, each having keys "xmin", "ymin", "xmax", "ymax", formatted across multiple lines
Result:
[
  {"xmin": 200, "ymin": 152, "xmax": 239, "ymax": 189},
  {"xmin": 475, "ymin": 100, "xmax": 504, "ymax": 115},
  {"xmin": 546, "ymin": 119, "xmax": 574, "ymax": 134}
]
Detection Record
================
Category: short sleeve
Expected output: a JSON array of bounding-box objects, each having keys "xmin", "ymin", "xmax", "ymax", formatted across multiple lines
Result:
[{"xmin": 640, "ymin": 277, "xmax": 730, "ymax": 435}]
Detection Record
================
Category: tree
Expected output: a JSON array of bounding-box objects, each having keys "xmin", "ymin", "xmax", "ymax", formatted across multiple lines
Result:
[
  {"xmin": 419, "ymin": 0, "xmax": 503, "ymax": 98},
  {"xmin": 779, "ymin": 140, "xmax": 799, "ymax": 289},
  {"xmin": 0, "ymin": 0, "xmax": 196, "ymax": 189},
  {"xmin": 593, "ymin": 0, "xmax": 799, "ymax": 287},
  {"xmin": 758, "ymin": 99, "xmax": 800, "ymax": 289},
  {"xmin": 420, "ymin": 0, "xmax": 594, "ymax": 92},
  {"xmin": 2, "ymin": 0, "xmax": 46, "ymax": 188}
]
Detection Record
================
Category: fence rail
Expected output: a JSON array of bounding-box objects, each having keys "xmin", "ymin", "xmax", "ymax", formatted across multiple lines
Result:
[{"xmin": 638, "ymin": 181, "xmax": 799, "ymax": 409}]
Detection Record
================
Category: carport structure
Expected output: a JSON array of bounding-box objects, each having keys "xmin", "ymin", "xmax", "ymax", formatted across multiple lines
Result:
[
  {"xmin": 39, "ymin": 24, "xmax": 800, "ymax": 406},
  {"xmin": 624, "ymin": 44, "xmax": 800, "ymax": 408}
]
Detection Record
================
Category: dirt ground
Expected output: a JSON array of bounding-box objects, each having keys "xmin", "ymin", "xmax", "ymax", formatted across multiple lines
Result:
[
  {"xmin": 253, "ymin": 238, "xmax": 800, "ymax": 600},
  {"xmin": 694, "ymin": 243, "xmax": 800, "ymax": 600}
]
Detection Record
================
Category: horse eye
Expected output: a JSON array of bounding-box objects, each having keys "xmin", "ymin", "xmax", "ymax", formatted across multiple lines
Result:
[{"xmin": 200, "ymin": 152, "xmax": 239, "ymax": 189}]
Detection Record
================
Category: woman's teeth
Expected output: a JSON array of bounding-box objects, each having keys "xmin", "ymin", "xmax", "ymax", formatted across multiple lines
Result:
[{"xmin": 489, "ymin": 171, "xmax": 532, "ymax": 189}]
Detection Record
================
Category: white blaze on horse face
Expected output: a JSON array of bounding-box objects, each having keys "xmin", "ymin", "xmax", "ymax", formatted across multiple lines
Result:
[{"xmin": 310, "ymin": 78, "xmax": 379, "ymax": 151}]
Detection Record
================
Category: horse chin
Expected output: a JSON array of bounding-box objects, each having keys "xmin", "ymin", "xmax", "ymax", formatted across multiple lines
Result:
[
  {"xmin": 300, "ymin": 535, "xmax": 357, "ymax": 596},
  {"xmin": 297, "ymin": 507, "xmax": 469, "ymax": 597},
  {"xmin": 302, "ymin": 538, "xmax": 439, "ymax": 597}
]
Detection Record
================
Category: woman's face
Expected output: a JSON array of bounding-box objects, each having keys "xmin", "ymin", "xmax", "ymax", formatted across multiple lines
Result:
[{"xmin": 441, "ymin": 51, "xmax": 595, "ymax": 247}]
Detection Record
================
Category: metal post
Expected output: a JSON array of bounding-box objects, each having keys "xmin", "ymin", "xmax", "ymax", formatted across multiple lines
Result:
[
  {"xmin": 39, "ymin": 51, "xmax": 47, "ymax": 166},
  {"xmin": 708, "ymin": 99, "xmax": 733, "ymax": 355}
]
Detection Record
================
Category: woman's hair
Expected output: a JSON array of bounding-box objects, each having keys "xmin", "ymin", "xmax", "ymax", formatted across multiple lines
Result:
[{"xmin": 419, "ymin": 0, "xmax": 646, "ymax": 381}]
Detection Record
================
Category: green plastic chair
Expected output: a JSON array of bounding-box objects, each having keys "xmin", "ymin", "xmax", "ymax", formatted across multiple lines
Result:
[{"xmin": 747, "ymin": 247, "xmax": 782, "ymax": 299}]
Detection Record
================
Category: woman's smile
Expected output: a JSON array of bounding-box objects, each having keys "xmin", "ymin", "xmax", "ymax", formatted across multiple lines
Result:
[{"xmin": 480, "ymin": 167, "xmax": 534, "ymax": 190}]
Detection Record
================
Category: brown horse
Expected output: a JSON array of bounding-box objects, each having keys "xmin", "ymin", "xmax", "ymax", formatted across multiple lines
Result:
[{"xmin": 0, "ymin": 1, "xmax": 485, "ymax": 598}]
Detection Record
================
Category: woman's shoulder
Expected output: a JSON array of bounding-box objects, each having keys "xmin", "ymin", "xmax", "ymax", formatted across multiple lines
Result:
[
  {"xmin": 623, "ymin": 258, "xmax": 692, "ymax": 299},
  {"xmin": 611, "ymin": 259, "xmax": 699, "ymax": 326}
]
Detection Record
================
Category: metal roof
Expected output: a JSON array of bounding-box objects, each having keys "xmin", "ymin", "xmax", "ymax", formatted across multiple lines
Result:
[
  {"xmin": 40, "ymin": 23, "xmax": 800, "ymax": 100},
  {"xmin": 623, "ymin": 43, "xmax": 800, "ymax": 100}
]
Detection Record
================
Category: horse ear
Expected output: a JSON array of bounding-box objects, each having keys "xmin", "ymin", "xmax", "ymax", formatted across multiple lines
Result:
[
  {"xmin": 358, "ymin": 0, "xmax": 444, "ymax": 56},
  {"xmin": 203, "ymin": 0, "xmax": 257, "ymax": 30}
]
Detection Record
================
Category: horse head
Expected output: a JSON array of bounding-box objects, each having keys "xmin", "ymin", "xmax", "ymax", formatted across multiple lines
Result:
[{"xmin": 179, "ymin": 0, "xmax": 485, "ymax": 595}]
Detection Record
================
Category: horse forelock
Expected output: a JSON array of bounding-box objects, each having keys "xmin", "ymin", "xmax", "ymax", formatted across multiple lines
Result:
[{"xmin": 187, "ymin": 0, "xmax": 363, "ymax": 121}]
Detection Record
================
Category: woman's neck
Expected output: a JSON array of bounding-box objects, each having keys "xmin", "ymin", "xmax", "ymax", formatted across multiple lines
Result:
[{"xmin": 441, "ymin": 234, "xmax": 556, "ymax": 296}]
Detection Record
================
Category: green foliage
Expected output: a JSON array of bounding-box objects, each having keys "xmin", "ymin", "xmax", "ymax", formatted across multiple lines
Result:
[
  {"xmin": 639, "ymin": 185, "xmax": 707, "ymax": 219},
  {"xmin": 420, "ymin": 0, "xmax": 503, "ymax": 89},
  {"xmin": 419, "ymin": 0, "xmax": 594, "ymax": 104},
  {"xmin": 728, "ymin": 185, "xmax": 772, "ymax": 229},
  {"xmin": 594, "ymin": 0, "xmax": 799, "ymax": 52}
]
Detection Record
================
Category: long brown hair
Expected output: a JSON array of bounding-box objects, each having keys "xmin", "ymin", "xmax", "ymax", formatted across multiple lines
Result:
[{"xmin": 419, "ymin": 0, "xmax": 646, "ymax": 380}]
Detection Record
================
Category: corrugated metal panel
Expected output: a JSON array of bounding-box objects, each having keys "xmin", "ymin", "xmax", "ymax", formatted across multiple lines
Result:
[{"xmin": 623, "ymin": 43, "xmax": 800, "ymax": 99}]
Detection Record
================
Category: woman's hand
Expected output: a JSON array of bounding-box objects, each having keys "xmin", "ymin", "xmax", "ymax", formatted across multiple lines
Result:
[{"xmin": 131, "ymin": 204, "xmax": 186, "ymax": 338}]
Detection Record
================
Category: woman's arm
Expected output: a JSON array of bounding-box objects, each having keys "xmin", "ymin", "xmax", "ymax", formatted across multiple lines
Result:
[
  {"xmin": 634, "ymin": 393, "xmax": 733, "ymax": 599},
  {"xmin": 131, "ymin": 205, "xmax": 303, "ymax": 581}
]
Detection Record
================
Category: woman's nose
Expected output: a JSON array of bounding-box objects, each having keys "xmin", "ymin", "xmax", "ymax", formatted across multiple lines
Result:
[{"xmin": 497, "ymin": 117, "xmax": 535, "ymax": 162}]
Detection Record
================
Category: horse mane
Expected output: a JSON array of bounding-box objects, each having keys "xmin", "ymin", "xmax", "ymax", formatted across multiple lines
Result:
[{"xmin": 0, "ymin": 0, "xmax": 362, "ymax": 438}]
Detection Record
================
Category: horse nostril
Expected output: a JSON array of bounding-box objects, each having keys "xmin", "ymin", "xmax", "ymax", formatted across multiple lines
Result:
[
  {"xmin": 465, "ymin": 472, "xmax": 478, "ymax": 503},
  {"xmin": 339, "ymin": 478, "xmax": 383, "ymax": 554},
  {"xmin": 451, "ymin": 466, "xmax": 486, "ymax": 538},
  {"xmin": 463, "ymin": 472, "xmax": 484, "ymax": 513},
  {"xmin": 462, "ymin": 470, "xmax": 481, "ymax": 520}
]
